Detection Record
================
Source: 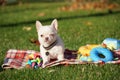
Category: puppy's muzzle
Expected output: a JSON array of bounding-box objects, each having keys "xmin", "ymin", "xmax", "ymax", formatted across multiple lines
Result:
[
  {"xmin": 45, "ymin": 37, "xmax": 49, "ymax": 40},
  {"xmin": 45, "ymin": 37, "xmax": 49, "ymax": 42}
]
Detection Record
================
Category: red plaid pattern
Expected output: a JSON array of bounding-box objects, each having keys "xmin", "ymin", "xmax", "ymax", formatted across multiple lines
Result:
[
  {"xmin": 2, "ymin": 49, "xmax": 40, "ymax": 69},
  {"xmin": 6, "ymin": 50, "xmax": 27, "ymax": 59}
]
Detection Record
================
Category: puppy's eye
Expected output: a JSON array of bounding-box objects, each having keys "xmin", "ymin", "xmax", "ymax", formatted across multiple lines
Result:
[{"xmin": 40, "ymin": 35, "xmax": 43, "ymax": 37}]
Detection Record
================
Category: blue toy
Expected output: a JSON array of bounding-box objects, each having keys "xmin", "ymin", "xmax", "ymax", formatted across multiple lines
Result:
[
  {"xmin": 79, "ymin": 55, "xmax": 92, "ymax": 62},
  {"xmin": 27, "ymin": 60, "xmax": 32, "ymax": 65},
  {"xmin": 26, "ymin": 56, "xmax": 43, "ymax": 69},
  {"xmin": 90, "ymin": 47, "xmax": 113, "ymax": 62}
]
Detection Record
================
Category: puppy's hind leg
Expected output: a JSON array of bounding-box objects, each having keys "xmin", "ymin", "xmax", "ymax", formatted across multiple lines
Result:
[{"xmin": 57, "ymin": 54, "xmax": 64, "ymax": 61}]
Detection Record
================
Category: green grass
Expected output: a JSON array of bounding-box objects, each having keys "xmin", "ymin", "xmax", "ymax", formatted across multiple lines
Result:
[{"xmin": 0, "ymin": 2, "xmax": 120, "ymax": 80}]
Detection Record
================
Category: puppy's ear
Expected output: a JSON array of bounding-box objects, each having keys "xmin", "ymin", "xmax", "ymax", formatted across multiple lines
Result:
[
  {"xmin": 36, "ymin": 21, "xmax": 42, "ymax": 32},
  {"xmin": 51, "ymin": 19, "xmax": 58, "ymax": 31}
]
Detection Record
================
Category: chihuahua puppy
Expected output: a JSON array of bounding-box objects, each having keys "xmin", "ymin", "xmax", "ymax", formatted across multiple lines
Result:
[{"xmin": 36, "ymin": 19, "xmax": 65, "ymax": 68}]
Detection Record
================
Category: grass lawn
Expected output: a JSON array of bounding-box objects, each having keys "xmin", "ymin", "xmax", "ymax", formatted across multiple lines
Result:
[{"xmin": 0, "ymin": 2, "xmax": 120, "ymax": 80}]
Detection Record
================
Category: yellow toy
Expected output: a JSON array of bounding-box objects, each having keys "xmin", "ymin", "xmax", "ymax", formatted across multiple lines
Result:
[{"xmin": 77, "ymin": 44, "xmax": 100, "ymax": 56}]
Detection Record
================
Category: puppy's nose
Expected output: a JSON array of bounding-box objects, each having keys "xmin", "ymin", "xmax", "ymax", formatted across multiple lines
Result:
[{"xmin": 45, "ymin": 37, "xmax": 49, "ymax": 41}]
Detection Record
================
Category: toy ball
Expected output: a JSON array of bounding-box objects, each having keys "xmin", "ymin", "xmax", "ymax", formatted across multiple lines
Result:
[
  {"xmin": 38, "ymin": 63, "xmax": 42, "ymax": 67},
  {"xmin": 102, "ymin": 38, "xmax": 120, "ymax": 50},
  {"xmin": 26, "ymin": 64, "xmax": 31, "ymax": 68},
  {"xmin": 28, "ymin": 54, "xmax": 34, "ymax": 60},
  {"xmin": 27, "ymin": 60, "xmax": 32, "ymax": 65},
  {"xmin": 25, "ymin": 53, "xmax": 43, "ymax": 69},
  {"xmin": 36, "ymin": 57, "xmax": 41, "ymax": 64},
  {"xmin": 90, "ymin": 47, "xmax": 113, "ymax": 62},
  {"xmin": 32, "ymin": 62, "xmax": 36, "ymax": 68}
]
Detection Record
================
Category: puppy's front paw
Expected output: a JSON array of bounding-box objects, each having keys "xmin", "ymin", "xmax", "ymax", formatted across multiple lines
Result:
[
  {"xmin": 42, "ymin": 64, "xmax": 46, "ymax": 68},
  {"xmin": 42, "ymin": 62, "xmax": 49, "ymax": 68}
]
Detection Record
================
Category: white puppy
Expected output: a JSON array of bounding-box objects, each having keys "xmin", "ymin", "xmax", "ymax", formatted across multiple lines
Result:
[{"xmin": 36, "ymin": 19, "xmax": 65, "ymax": 67}]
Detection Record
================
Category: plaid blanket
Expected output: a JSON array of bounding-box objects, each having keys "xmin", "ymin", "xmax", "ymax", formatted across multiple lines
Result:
[
  {"xmin": 2, "ymin": 49, "xmax": 120, "ymax": 69},
  {"xmin": 2, "ymin": 49, "xmax": 40, "ymax": 69}
]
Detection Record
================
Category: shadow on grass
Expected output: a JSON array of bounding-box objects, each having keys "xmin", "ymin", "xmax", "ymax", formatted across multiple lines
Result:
[
  {"xmin": 0, "ymin": 66, "xmax": 4, "ymax": 72},
  {"xmin": 0, "ymin": 10, "xmax": 120, "ymax": 27}
]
